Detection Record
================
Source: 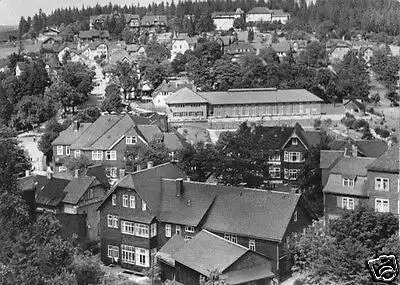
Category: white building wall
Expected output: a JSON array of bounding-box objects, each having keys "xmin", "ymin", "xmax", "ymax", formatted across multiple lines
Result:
[
  {"xmin": 171, "ymin": 40, "xmax": 190, "ymax": 60},
  {"xmin": 246, "ymin": 13, "xmax": 272, "ymax": 23},
  {"xmin": 213, "ymin": 18, "xmax": 236, "ymax": 31}
]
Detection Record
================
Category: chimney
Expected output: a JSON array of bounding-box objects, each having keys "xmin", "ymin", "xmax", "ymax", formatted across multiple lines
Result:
[
  {"xmin": 73, "ymin": 120, "xmax": 80, "ymax": 132},
  {"xmin": 176, "ymin": 178, "xmax": 184, "ymax": 197},
  {"xmin": 74, "ymin": 169, "xmax": 79, "ymax": 179},
  {"xmin": 351, "ymin": 145, "xmax": 358, "ymax": 157},
  {"xmin": 25, "ymin": 170, "xmax": 30, "ymax": 177},
  {"xmin": 147, "ymin": 161, "xmax": 154, "ymax": 169}
]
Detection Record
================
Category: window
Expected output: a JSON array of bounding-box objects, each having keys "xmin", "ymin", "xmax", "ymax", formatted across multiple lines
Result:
[
  {"xmin": 58, "ymin": 166, "xmax": 67, "ymax": 172},
  {"xmin": 119, "ymin": 169, "xmax": 125, "ymax": 178},
  {"xmin": 126, "ymin": 136, "xmax": 137, "ymax": 145},
  {"xmin": 136, "ymin": 224, "xmax": 149, "ymax": 237},
  {"xmin": 92, "ymin": 151, "xmax": 103, "ymax": 160},
  {"xmin": 121, "ymin": 245, "xmax": 135, "ymax": 264},
  {"xmin": 136, "ymin": 248, "xmax": 149, "ymax": 267},
  {"xmin": 185, "ymin": 226, "xmax": 195, "ymax": 233},
  {"xmin": 122, "ymin": 195, "xmax": 128, "ymax": 207},
  {"xmin": 289, "ymin": 169, "xmax": 300, "ymax": 180},
  {"xmin": 150, "ymin": 223, "xmax": 157, "ymax": 237},
  {"xmin": 284, "ymin": 151, "xmax": 303, "ymax": 162},
  {"xmin": 121, "ymin": 221, "xmax": 135, "ymax": 235},
  {"xmin": 375, "ymin": 178, "xmax": 389, "ymax": 191},
  {"xmin": 142, "ymin": 201, "xmax": 147, "ymax": 211},
  {"xmin": 57, "ymin": 146, "xmax": 63, "ymax": 155},
  {"xmin": 269, "ymin": 153, "xmax": 280, "ymax": 161},
  {"xmin": 107, "ymin": 167, "xmax": 118, "ymax": 178},
  {"xmin": 294, "ymin": 210, "xmax": 298, "ymax": 221},
  {"xmin": 291, "ymin": 138, "xmax": 298, "ymax": 145},
  {"xmin": 375, "ymin": 198, "xmax": 390, "ymax": 213},
  {"xmin": 249, "ymin": 239, "xmax": 256, "ymax": 251},
  {"xmin": 74, "ymin": 150, "xmax": 81, "ymax": 158},
  {"xmin": 269, "ymin": 167, "xmax": 281, "ymax": 178},
  {"xmin": 165, "ymin": 224, "xmax": 171, "ymax": 237},
  {"xmin": 129, "ymin": 196, "xmax": 135, "ymax": 208},
  {"xmin": 184, "ymin": 236, "xmax": 192, "ymax": 241},
  {"xmin": 224, "ymin": 233, "xmax": 231, "ymax": 241},
  {"xmin": 342, "ymin": 197, "xmax": 355, "ymax": 210},
  {"xmin": 176, "ymin": 225, "xmax": 181, "ymax": 235},
  {"xmin": 343, "ymin": 179, "xmax": 355, "ymax": 187},
  {"xmin": 108, "ymin": 245, "xmax": 119, "ymax": 259},
  {"xmin": 231, "ymin": 235, "xmax": 238, "ymax": 243},
  {"xmin": 65, "ymin": 146, "xmax": 70, "ymax": 155},
  {"xmin": 107, "ymin": 215, "xmax": 118, "ymax": 228},
  {"xmin": 106, "ymin": 151, "xmax": 117, "ymax": 160},
  {"xmin": 112, "ymin": 194, "xmax": 116, "ymax": 206}
]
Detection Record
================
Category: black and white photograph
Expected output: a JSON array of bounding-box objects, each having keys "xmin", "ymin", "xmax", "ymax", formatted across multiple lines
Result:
[{"xmin": 0, "ymin": 0, "xmax": 399, "ymax": 284}]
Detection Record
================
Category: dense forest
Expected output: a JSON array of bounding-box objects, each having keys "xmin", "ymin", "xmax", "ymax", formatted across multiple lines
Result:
[{"xmin": 17, "ymin": 0, "xmax": 400, "ymax": 42}]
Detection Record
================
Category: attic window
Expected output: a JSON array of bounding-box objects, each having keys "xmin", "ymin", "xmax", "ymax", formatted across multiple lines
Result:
[
  {"xmin": 126, "ymin": 136, "xmax": 137, "ymax": 145},
  {"xmin": 343, "ymin": 178, "xmax": 355, "ymax": 187},
  {"xmin": 292, "ymin": 138, "xmax": 298, "ymax": 145}
]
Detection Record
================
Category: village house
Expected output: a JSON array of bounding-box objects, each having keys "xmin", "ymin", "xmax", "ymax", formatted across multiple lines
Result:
[
  {"xmin": 212, "ymin": 8, "xmax": 244, "ymax": 31},
  {"xmin": 97, "ymin": 162, "xmax": 316, "ymax": 279},
  {"xmin": 225, "ymin": 41, "xmax": 257, "ymax": 60},
  {"xmin": 108, "ymin": 49, "xmax": 134, "ymax": 65},
  {"xmin": 170, "ymin": 33, "xmax": 198, "ymax": 61},
  {"xmin": 79, "ymin": 30, "xmax": 110, "ymax": 42},
  {"xmin": 271, "ymin": 42, "xmax": 291, "ymax": 59},
  {"xmin": 140, "ymin": 15, "xmax": 168, "ymax": 33},
  {"xmin": 50, "ymin": 114, "xmax": 182, "ymax": 180},
  {"xmin": 327, "ymin": 41, "xmax": 352, "ymax": 63},
  {"xmin": 158, "ymin": 230, "xmax": 275, "ymax": 285},
  {"xmin": 80, "ymin": 42, "xmax": 109, "ymax": 61},
  {"xmin": 152, "ymin": 79, "xmax": 194, "ymax": 108},
  {"xmin": 322, "ymin": 150, "xmax": 376, "ymax": 223},
  {"xmin": 89, "ymin": 14, "xmax": 109, "ymax": 30},
  {"xmin": 366, "ymin": 144, "xmax": 399, "ymax": 215},
  {"xmin": 165, "ymin": 87, "xmax": 324, "ymax": 122},
  {"xmin": 125, "ymin": 14, "xmax": 141, "ymax": 30},
  {"xmin": 34, "ymin": 166, "xmax": 109, "ymax": 241},
  {"xmin": 246, "ymin": 7, "xmax": 290, "ymax": 24},
  {"xmin": 343, "ymin": 98, "xmax": 366, "ymax": 117}
]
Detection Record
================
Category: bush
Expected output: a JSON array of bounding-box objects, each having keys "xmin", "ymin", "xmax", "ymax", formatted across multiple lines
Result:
[
  {"xmin": 341, "ymin": 113, "xmax": 356, "ymax": 129},
  {"xmin": 313, "ymin": 118, "xmax": 322, "ymax": 129},
  {"xmin": 352, "ymin": 119, "xmax": 369, "ymax": 131},
  {"xmin": 375, "ymin": 127, "xmax": 390, "ymax": 138}
]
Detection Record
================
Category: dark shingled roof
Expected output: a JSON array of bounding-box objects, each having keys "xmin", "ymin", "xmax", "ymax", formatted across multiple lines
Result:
[
  {"xmin": 330, "ymin": 156, "xmax": 376, "ymax": 176},
  {"xmin": 157, "ymin": 234, "xmax": 186, "ymax": 266},
  {"xmin": 367, "ymin": 145, "xmax": 399, "ymax": 173},
  {"xmin": 247, "ymin": 7, "xmax": 272, "ymax": 14},
  {"xmin": 62, "ymin": 176, "xmax": 97, "ymax": 204},
  {"xmin": 35, "ymin": 177, "xmax": 70, "ymax": 207},
  {"xmin": 320, "ymin": 150, "xmax": 344, "ymax": 169},
  {"xmin": 224, "ymin": 265, "xmax": 275, "ymax": 284},
  {"xmin": 158, "ymin": 179, "xmax": 217, "ymax": 226},
  {"xmin": 203, "ymin": 189, "xmax": 301, "ymax": 241},
  {"xmin": 173, "ymin": 230, "xmax": 248, "ymax": 276},
  {"xmin": 329, "ymin": 139, "xmax": 388, "ymax": 158},
  {"xmin": 51, "ymin": 123, "xmax": 91, "ymax": 146},
  {"xmin": 323, "ymin": 173, "xmax": 368, "ymax": 197}
]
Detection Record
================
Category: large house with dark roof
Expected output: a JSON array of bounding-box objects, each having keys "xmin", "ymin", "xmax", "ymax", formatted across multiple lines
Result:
[
  {"xmin": 321, "ymin": 141, "xmax": 397, "ymax": 223},
  {"xmin": 97, "ymin": 162, "xmax": 315, "ymax": 279},
  {"xmin": 246, "ymin": 7, "xmax": 290, "ymax": 24},
  {"xmin": 165, "ymin": 87, "xmax": 324, "ymax": 122},
  {"xmin": 51, "ymin": 113, "xmax": 183, "ymax": 180},
  {"xmin": 366, "ymin": 144, "xmax": 399, "ymax": 215},
  {"xmin": 158, "ymin": 230, "xmax": 275, "ymax": 285}
]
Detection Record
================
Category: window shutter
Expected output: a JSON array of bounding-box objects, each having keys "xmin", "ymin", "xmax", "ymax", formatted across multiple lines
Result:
[
  {"xmin": 284, "ymin": 151, "xmax": 288, "ymax": 162},
  {"xmin": 337, "ymin": 196, "xmax": 341, "ymax": 208}
]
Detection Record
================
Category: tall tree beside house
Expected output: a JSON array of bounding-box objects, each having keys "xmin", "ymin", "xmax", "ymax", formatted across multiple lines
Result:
[
  {"xmin": 195, "ymin": 13, "xmax": 215, "ymax": 34},
  {"xmin": 259, "ymin": 47, "xmax": 280, "ymax": 65},
  {"xmin": 247, "ymin": 28, "xmax": 254, "ymax": 43},
  {"xmin": 46, "ymin": 80, "xmax": 85, "ymax": 115},
  {"xmin": 125, "ymin": 140, "xmax": 170, "ymax": 172},
  {"xmin": 335, "ymin": 52, "xmax": 370, "ymax": 101},
  {"xmin": 233, "ymin": 17, "xmax": 246, "ymax": 30},
  {"xmin": 38, "ymin": 118, "xmax": 70, "ymax": 163},
  {"xmin": 112, "ymin": 61, "xmax": 139, "ymax": 100},
  {"xmin": 0, "ymin": 86, "xmax": 13, "ymax": 126},
  {"xmin": 298, "ymin": 41, "xmax": 327, "ymax": 68},
  {"xmin": 145, "ymin": 40, "xmax": 171, "ymax": 64},
  {"xmin": 370, "ymin": 49, "xmax": 400, "ymax": 91},
  {"xmin": 18, "ymin": 17, "xmax": 30, "ymax": 38},
  {"xmin": 18, "ymin": 60, "xmax": 52, "ymax": 98},
  {"xmin": 178, "ymin": 142, "xmax": 220, "ymax": 182},
  {"xmin": 139, "ymin": 59, "xmax": 168, "ymax": 88},
  {"xmin": 212, "ymin": 57, "xmax": 242, "ymax": 91},
  {"xmin": 74, "ymin": 107, "xmax": 101, "ymax": 123},
  {"xmin": 291, "ymin": 207, "xmax": 399, "ymax": 285},
  {"xmin": 100, "ymin": 91, "xmax": 123, "ymax": 113},
  {"xmin": 60, "ymin": 62, "xmax": 96, "ymax": 101}
]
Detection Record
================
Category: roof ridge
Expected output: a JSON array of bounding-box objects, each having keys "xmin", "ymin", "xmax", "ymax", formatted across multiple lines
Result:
[{"xmin": 201, "ymin": 229, "xmax": 249, "ymax": 252}]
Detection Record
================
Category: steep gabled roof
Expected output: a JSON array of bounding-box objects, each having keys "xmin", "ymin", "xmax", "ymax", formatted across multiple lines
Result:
[
  {"xmin": 320, "ymin": 150, "xmax": 344, "ymax": 169},
  {"xmin": 173, "ymin": 230, "xmax": 248, "ymax": 276},
  {"xmin": 158, "ymin": 179, "xmax": 217, "ymax": 226},
  {"xmin": 51, "ymin": 123, "xmax": 91, "ymax": 146},
  {"xmin": 35, "ymin": 177, "xmax": 70, "ymax": 207},
  {"xmin": 157, "ymin": 234, "xmax": 186, "ymax": 266},
  {"xmin": 203, "ymin": 189, "xmax": 301, "ymax": 241},
  {"xmin": 165, "ymin": 87, "xmax": 208, "ymax": 104},
  {"xmin": 141, "ymin": 15, "xmax": 168, "ymax": 25},
  {"xmin": 329, "ymin": 139, "xmax": 388, "ymax": 158},
  {"xmin": 62, "ymin": 176, "xmax": 97, "ymax": 204},
  {"xmin": 330, "ymin": 156, "xmax": 376, "ymax": 177},
  {"xmin": 367, "ymin": 145, "xmax": 399, "ymax": 173},
  {"xmin": 97, "ymin": 163, "xmax": 187, "ymax": 211},
  {"xmin": 136, "ymin": 125, "xmax": 163, "ymax": 143}
]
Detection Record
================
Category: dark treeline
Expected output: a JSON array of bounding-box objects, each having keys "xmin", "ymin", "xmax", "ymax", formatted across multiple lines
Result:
[{"xmin": 18, "ymin": 0, "xmax": 400, "ymax": 40}]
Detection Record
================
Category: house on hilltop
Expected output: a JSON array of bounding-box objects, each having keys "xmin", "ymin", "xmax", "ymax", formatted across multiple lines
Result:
[{"xmin": 212, "ymin": 8, "xmax": 244, "ymax": 31}]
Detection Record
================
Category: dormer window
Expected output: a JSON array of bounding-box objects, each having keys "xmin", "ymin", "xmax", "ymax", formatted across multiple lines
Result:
[
  {"xmin": 292, "ymin": 138, "xmax": 298, "ymax": 145},
  {"xmin": 343, "ymin": 178, "xmax": 355, "ymax": 187},
  {"xmin": 126, "ymin": 136, "xmax": 137, "ymax": 145}
]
